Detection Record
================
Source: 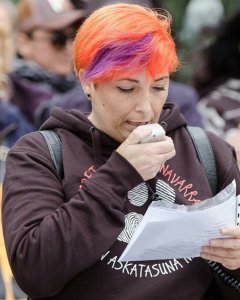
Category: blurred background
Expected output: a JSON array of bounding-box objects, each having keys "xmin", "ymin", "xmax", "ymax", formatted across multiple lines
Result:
[{"xmin": 10, "ymin": 0, "xmax": 240, "ymax": 84}]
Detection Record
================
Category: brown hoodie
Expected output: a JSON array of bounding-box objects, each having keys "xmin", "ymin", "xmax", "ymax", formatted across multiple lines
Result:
[{"xmin": 2, "ymin": 104, "xmax": 240, "ymax": 299}]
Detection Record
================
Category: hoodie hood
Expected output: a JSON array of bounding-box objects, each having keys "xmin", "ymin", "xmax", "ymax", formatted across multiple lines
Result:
[
  {"xmin": 41, "ymin": 103, "xmax": 187, "ymax": 139},
  {"xmin": 40, "ymin": 103, "xmax": 187, "ymax": 167},
  {"xmin": 159, "ymin": 103, "xmax": 187, "ymax": 132}
]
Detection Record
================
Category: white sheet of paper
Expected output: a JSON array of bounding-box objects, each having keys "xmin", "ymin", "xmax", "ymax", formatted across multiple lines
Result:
[{"xmin": 119, "ymin": 180, "xmax": 237, "ymax": 261}]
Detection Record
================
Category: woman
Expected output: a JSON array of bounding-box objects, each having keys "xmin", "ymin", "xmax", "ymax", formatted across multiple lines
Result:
[{"xmin": 2, "ymin": 3, "xmax": 240, "ymax": 300}]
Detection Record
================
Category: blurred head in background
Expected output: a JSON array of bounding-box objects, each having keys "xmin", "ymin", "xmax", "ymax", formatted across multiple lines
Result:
[
  {"xmin": 0, "ymin": 0, "xmax": 15, "ymax": 100},
  {"xmin": 193, "ymin": 9, "xmax": 240, "ymax": 96},
  {"xmin": 85, "ymin": 0, "xmax": 153, "ymax": 13},
  {"xmin": 16, "ymin": 0, "xmax": 86, "ymax": 75}
]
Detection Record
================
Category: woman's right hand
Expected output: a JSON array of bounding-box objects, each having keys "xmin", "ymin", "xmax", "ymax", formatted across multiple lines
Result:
[{"xmin": 116, "ymin": 126, "xmax": 176, "ymax": 181}]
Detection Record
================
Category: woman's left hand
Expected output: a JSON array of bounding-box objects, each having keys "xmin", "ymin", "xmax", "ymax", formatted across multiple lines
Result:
[{"xmin": 200, "ymin": 226, "xmax": 240, "ymax": 270}]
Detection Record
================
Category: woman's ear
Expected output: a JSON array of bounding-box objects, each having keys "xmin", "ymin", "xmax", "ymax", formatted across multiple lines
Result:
[
  {"xmin": 15, "ymin": 32, "xmax": 34, "ymax": 59},
  {"xmin": 78, "ymin": 69, "xmax": 84, "ymax": 82},
  {"xmin": 79, "ymin": 71, "xmax": 92, "ymax": 100}
]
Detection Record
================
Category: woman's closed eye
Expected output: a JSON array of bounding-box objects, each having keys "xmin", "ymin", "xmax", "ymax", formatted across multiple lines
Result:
[
  {"xmin": 116, "ymin": 85, "xmax": 167, "ymax": 93},
  {"xmin": 117, "ymin": 87, "xmax": 134, "ymax": 93},
  {"xmin": 153, "ymin": 86, "xmax": 166, "ymax": 91}
]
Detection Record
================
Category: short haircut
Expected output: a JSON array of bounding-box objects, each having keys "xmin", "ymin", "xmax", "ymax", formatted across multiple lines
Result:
[{"xmin": 73, "ymin": 3, "xmax": 178, "ymax": 83}]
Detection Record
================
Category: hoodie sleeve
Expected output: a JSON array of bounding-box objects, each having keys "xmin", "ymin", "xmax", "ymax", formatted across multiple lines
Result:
[
  {"xmin": 2, "ymin": 132, "xmax": 143, "ymax": 298},
  {"xmin": 208, "ymin": 132, "xmax": 240, "ymax": 299}
]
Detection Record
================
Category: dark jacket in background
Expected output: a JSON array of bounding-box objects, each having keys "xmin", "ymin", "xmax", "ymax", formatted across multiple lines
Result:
[
  {"xmin": 9, "ymin": 62, "xmax": 91, "ymax": 128},
  {"xmin": 197, "ymin": 78, "xmax": 240, "ymax": 137},
  {"xmin": 0, "ymin": 101, "xmax": 33, "ymax": 148},
  {"xmin": 167, "ymin": 80, "xmax": 203, "ymax": 127}
]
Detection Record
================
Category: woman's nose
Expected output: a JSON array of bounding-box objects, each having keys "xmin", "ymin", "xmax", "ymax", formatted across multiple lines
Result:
[{"xmin": 135, "ymin": 93, "xmax": 152, "ymax": 112}]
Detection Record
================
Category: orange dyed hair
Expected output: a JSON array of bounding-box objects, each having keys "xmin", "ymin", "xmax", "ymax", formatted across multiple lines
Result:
[{"xmin": 73, "ymin": 3, "xmax": 178, "ymax": 83}]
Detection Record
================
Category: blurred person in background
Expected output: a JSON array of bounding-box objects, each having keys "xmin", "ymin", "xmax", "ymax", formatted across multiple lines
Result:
[
  {"xmin": 0, "ymin": 0, "xmax": 33, "ymax": 149},
  {"xmin": 193, "ymin": 11, "xmax": 240, "ymax": 167},
  {"xmin": 180, "ymin": 0, "xmax": 224, "ymax": 48},
  {"xmin": 173, "ymin": 0, "xmax": 224, "ymax": 85},
  {"xmin": 0, "ymin": 2, "xmax": 29, "ymax": 299},
  {"xmin": 8, "ymin": 0, "xmax": 89, "ymax": 127}
]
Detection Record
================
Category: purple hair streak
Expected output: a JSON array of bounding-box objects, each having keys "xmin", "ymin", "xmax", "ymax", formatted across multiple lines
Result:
[{"xmin": 83, "ymin": 33, "xmax": 154, "ymax": 82}]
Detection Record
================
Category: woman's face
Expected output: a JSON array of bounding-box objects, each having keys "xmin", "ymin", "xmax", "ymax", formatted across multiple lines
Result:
[{"xmin": 86, "ymin": 69, "xmax": 169, "ymax": 143}]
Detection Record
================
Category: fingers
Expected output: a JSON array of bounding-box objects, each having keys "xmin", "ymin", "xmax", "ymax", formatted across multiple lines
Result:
[
  {"xmin": 150, "ymin": 136, "xmax": 175, "ymax": 154},
  {"xmin": 209, "ymin": 237, "xmax": 240, "ymax": 250},
  {"xmin": 116, "ymin": 134, "xmax": 175, "ymax": 181},
  {"xmin": 134, "ymin": 136, "xmax": 176, "ymax": 161},
  {"xmin": 201, "ymin": 251, "xmax": 240, "ymax": 270},
  {"xmin": 200, "ymin": 226, "xmax": 240, "ymax": 270},
  {"xmin": 125, "ymin": 127, "xmax": 152, "ymax": 145},
  {"xmin": 201, "ymin": 244, "xmax": 240, "ymax": 258},
  {"xmin": 116, "ymin": 124, "xmax": 176, "ymax": 181},
  {"xmin": 220, "ymin": 226, "xmax": 240, "ymax": 236},
  {"xmin": 200, "ymin": 245, "xmax": 240, "ymax": 269}
]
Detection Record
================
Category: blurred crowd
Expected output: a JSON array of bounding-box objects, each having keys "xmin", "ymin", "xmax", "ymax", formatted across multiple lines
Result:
[{"xmin": 0, "ymin": 0, "xmax": 240, "ymax": 299}]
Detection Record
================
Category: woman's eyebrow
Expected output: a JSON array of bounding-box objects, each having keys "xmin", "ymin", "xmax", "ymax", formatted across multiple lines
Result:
[
  {"xmin": 117, "ymin": 78, "xmax": 139, "ymax": 83},
  {"xmin": 117, "ymin": 76, "xmax": 169, "ymax": 83},
  {"xmin": 155, "ymin": 76, "xmax": 169, "ymax": 82}
]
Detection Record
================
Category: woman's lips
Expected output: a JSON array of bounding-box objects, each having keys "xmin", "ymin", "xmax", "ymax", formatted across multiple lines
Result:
[
  {"xmin": 124, "ymin": 121, "xmax": 151, "ymax": 131},
  {"xmin": 127, "ymin": 121, "xmax": 150, "ymax": 126}
]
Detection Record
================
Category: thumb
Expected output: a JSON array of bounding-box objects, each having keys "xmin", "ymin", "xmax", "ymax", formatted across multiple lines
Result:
[{"xmin": 124, "ymin": 127, "xmax": 151, "ymax": 145}]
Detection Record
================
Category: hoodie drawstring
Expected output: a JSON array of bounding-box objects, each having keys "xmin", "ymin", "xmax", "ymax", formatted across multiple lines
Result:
[{"xmin": 89, "ymin": 127, "xmax": 105, "ymax": 167}]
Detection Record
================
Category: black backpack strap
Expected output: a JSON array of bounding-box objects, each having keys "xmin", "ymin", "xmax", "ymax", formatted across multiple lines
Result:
[
  {"xmin": 186, "ymin": 126, "xmax": 240, "ymax": 293},
  {"xmin": 186, "ymin": 126, "xmax": 218, "ymax": 195},
  {"xmin": 39, "ymin": 130, "xmax": 63, "ymax": 179}
]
